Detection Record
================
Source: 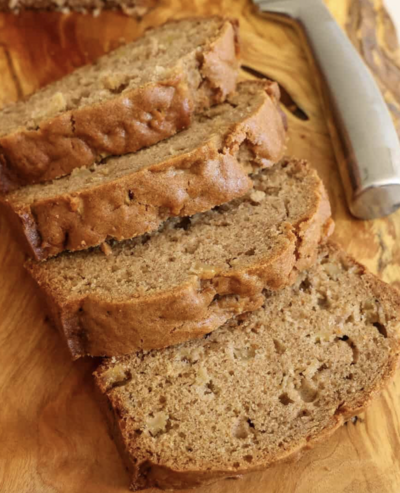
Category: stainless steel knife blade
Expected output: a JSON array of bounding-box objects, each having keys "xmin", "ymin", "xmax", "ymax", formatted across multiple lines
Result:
[{"xmin": 254, "ymin": 0, "xmax": 400, "ymax": 219}]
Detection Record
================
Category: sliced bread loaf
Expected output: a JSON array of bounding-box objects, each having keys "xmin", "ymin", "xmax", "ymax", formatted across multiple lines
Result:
[
  {"xmin": 26, "ymin": 158, "xmax": 333, "ymax": 359},
  {"xmin": 0, "ymin": 17, "xmax": 239, "ymax": 192},
  {"xmin": 3, "ymin": 81, "xmax": 287, "ymax": 260},
  {"xmin": 94, "ymin": 243, "xmax": 400, "ymax": 491}
]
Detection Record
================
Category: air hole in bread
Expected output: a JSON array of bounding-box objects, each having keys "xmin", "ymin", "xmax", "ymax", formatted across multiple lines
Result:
[
  {"xmin": 279, "ymin": 393, "xmax": 294, "ymax": 405},
  {"xmin": 349, "ymin": 342, "xmax": 359, "ymax": 364},
  {"xmin": 273, "ymin": 339, "xmax": 286, "ymax": 355},
  {"xmin": 299, "ymin": 277, "xmax": 312, "ymax": 292},
  {"xmin": 317, "ymin": 293, "xmax": 330, "ymax": 309},
  {"xmin": 244, "ymin": 455, "xmax": 253, "ymax": 463},
  {"xmin": 373, "ymin": 322, "xmax": 388, "ymax": 338},
  {"xmin": 318, "ymin": 363, "xmax": 328, "ymax": 372},
  {"xmin": 297, "ymin": 409, "xmax": 311, "ymax": 418},
  {"xmin": 205, "ymin": 381, "xmax": 220, "ymax": 395},
  {"xmin": 337, "ymin": 336, "xmax": 359, "ymax": 364},
  {"xmin": 297, "ymin": 380, "xmax": 318, "ymax": 403},
  {"xmin": 237, "ymin": 141, "xmax": 256, "ymax": 168},
  {"xmin": 174, "ymin": 217, "xmax": 192, "ymax": 230}
]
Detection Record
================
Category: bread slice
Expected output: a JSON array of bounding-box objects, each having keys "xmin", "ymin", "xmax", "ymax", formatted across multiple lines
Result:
[
  {"xmin": 94, "ymin": 243, "xmax": 400, "ymax": 491},
  {"xmin": 0, "ymin": 0, "xmax": 154, "ymax": 16},
  {"xmin": 3, "ymin": 81, "xmax": 287, "ymax": 260},
  {"xmin": 26, "ymin": 158, "xmax": 333, "ymax": 359},
  {"xmin": 0, "ymin": 17, "xmax": 239, "ymax": 192}
]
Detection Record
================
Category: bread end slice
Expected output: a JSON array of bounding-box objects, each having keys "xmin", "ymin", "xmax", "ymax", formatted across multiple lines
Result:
[{"xmin": 94, "ymin": 243, "xmax": 400, "ymax": 490}]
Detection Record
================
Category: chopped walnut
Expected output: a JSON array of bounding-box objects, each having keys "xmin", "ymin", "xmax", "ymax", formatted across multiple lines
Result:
[
  {"xmin": 154, "ymin": 65, "xmax": 166, "ymax": 75},
  {"xmin": 249, "ymin": 190, "xmax": 266, "ymax": 204},
  {"xmin": 303, "ymin": 359, "xmax": 321, "ymax": 378},
  {"xmin": 100, "ymin": 243, "xmax": 113, "ymax": 256},
  {"xmin": 196, "ymin": 366, "xmax": 210, "ymax": 386},
  {"xmin": 323, "ymin": 262, "xmax": 342, "ymax": 280},
  {"xmin": 234, "ymin": 346, "xmax": 257, "ymax": 360},
  {"xmin": 146, "ymin": 412, "xmax": 169, "ymax": 436},
  {"xmin": 178, "ymin": 347, "xmax": 204, "ymax": 364},
  {"xmin": 31, "ymin": 92, "xmax": 67, "ymax": 121},
  {"xmin": 189, "ymin": 262, "xmax": 218, "ymax": 279},
  {"xmin": 102, "ymin": 73, "xmax": 129, "ymax": 92},
  {"xmin": 101, "ymin": 365, "xmax": 130, "ymax": 390}
]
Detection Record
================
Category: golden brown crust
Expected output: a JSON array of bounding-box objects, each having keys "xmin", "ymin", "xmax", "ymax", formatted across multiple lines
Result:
[
  {"xmin": 3, "ymin": 81, "xmax": 287, "ymax": 260},
  {"xmin": 94, "ymin": 242, "xmax": 400, "ymax": 491},
  {"xmin": 0, "ymin": 17, "xmax": 240, "ymax": 192},
  {"xmin": 0, "ymin": 0, "xmax": 153, "ymax": 12},
  {"xmin": 26, "ymin": 159, "xmax": 333, "ymax": 359},
  {"xmin": 0, "ymin": 0, "xmax": 155, "ymax": 15}
]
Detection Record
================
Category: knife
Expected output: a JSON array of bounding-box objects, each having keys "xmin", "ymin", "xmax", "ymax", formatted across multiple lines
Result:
[{"xmin": 254, "ymin": 0, "xmax": 400, "ymax": 219}]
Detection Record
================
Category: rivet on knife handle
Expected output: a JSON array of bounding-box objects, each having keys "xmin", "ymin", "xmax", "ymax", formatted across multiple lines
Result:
[{"xmin": 255, "ymin": 0, "xmax": 400, "ymax": 219}]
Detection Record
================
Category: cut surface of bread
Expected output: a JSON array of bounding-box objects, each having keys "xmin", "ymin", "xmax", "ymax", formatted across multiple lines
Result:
[
  {"xmin": 94, "ymin": 243, "xmax": 400, "ymax": 491},
  {"xmin": 26, "ymin": 158, "xmax": 333, "ymax": 359},
  {"xmin": 0, "ymin": 0, "xmax": 154, "ymax": 15},
  {"xmin": 3, "ymin": 81, "xmax": 287, "ymax": 260},
  {"xmin": 0, "ymin": 17, "xmax": 239, "ymax": 191}
]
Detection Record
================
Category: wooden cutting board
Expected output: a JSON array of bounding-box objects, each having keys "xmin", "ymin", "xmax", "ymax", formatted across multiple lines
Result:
[{"xmin": 1, "ymin": 1, "xmax": 400, "ymax": 491}]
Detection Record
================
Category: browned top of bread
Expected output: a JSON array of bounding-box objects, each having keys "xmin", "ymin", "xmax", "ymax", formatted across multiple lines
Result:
[
  {"xmin": 0, "ymin": 17, "xmax": 236, "ymax": 137},
  {"xmin": 0, "ymin": 0, "xmax": 154, "ymax": 15},
  {"xmin": 0, "ymin": 17, "xmax": 240, "ymax": 191},
  {"xmin": 3, "ymin": 81, "xmax": 287, "ymax": 260},
  {"xmin": 26, "ymin": 158, "xmax": 332, "ymax": 358},
  {"xmin": 95, "ymin": 243, "xmax": 400, "ymax": 491}
]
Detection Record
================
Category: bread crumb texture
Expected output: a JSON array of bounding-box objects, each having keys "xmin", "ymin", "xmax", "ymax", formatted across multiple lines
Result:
[
  {"xmin": 0, "ymin": 17, "xmax": 239, "ymax": 190},
  {"xmin": 29, "ymin": 159, "xmax": 328, "ymax": 301},
  {"xmin": 0, "ymin": 17, "xmax": 231, "ymax": 137},
  {"xmin": 26, "ymin": 158, "xmax": 332, "ymax": 357},
  {"xmin": 5, "ymin": 81, "xmax": 286, "ymax": 259},
  {"xmin": 95, "ymin": 244, "xmax": 400, "ymax": 490}
]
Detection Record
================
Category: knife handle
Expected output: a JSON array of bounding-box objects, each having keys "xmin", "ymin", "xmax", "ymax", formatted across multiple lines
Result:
[{"xmin": 258, "ymin": 0, "xmax": 400, "ymax": 219}]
